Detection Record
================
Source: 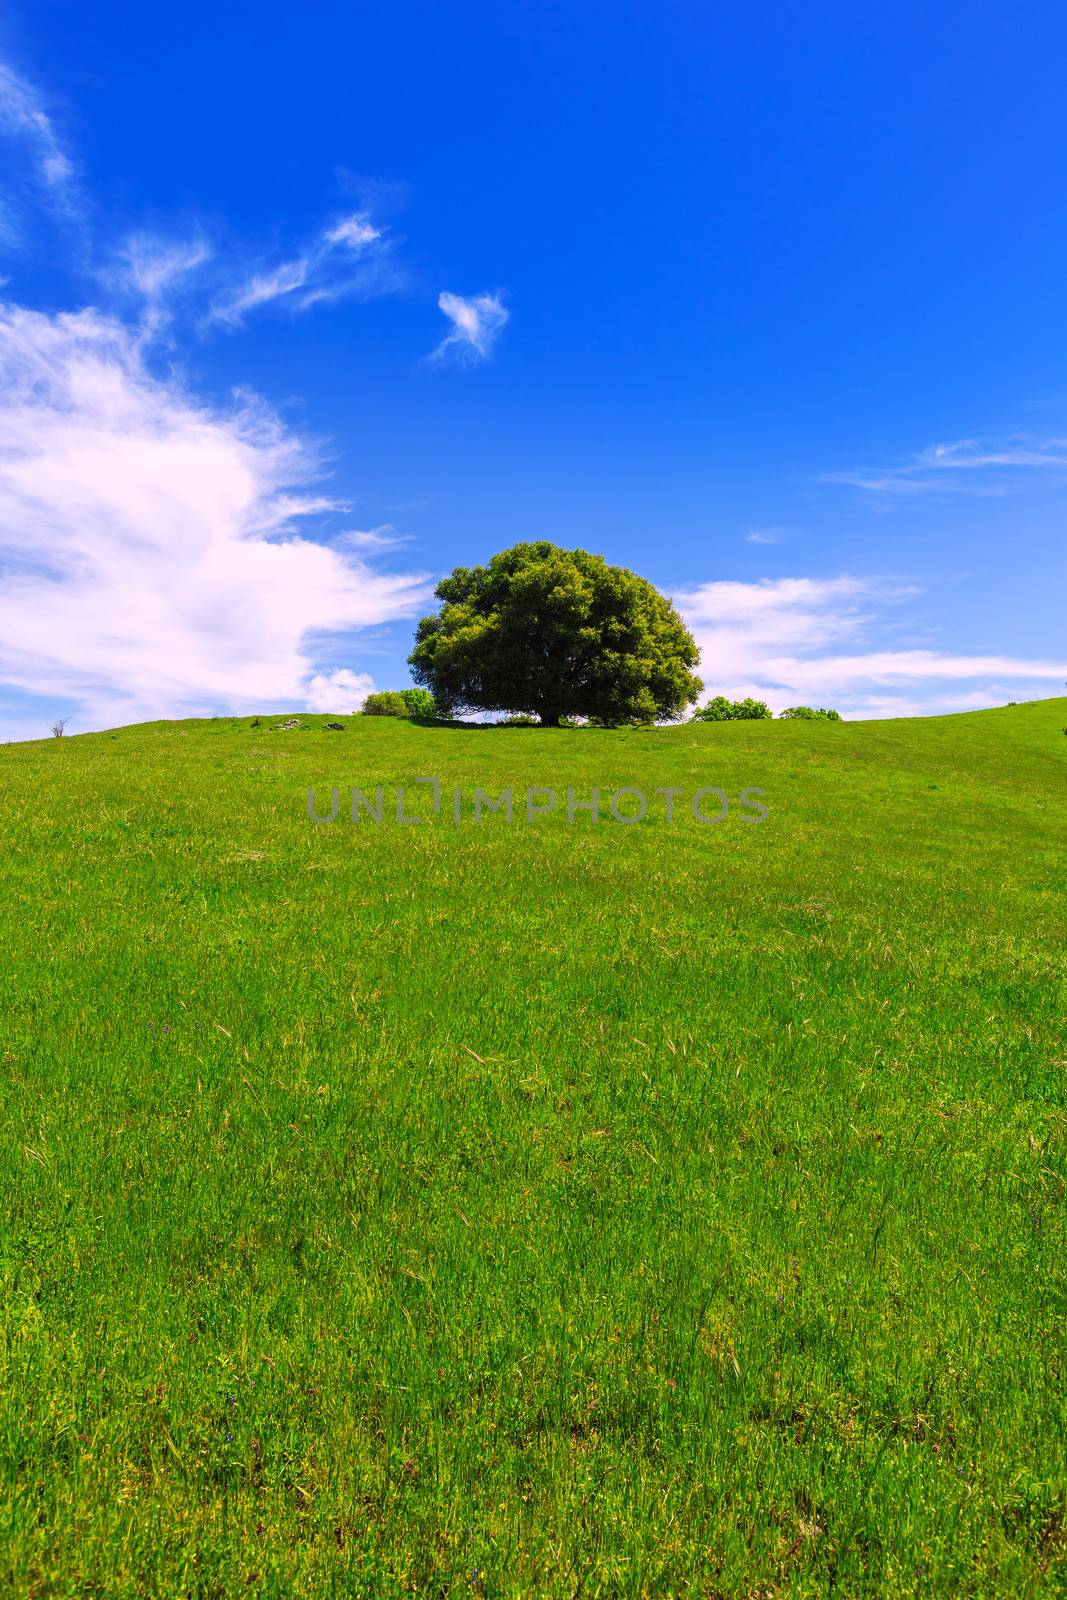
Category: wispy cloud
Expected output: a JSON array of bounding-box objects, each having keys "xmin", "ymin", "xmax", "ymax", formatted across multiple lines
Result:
[
  {"xmin": 430, "ymin": 290, "xmax": 509, "ymax": 365},
  {"xmin": 107, "ymin": 231, "xmax": 214, "ymax": 342},
  {"xmin": 334, "ymin": 524, "xmax": 412, "ymax": 552},
  {"xmin": 822, "ymin": 433, "xmax": 1067, "ymax": 497},
  {"xmin": 210, "ymin": 211, "xmax": 401, "ymax": 327},
  {"xmin": 0, "ymin": 56, "xmax": 410, "ymax": 338},
  {"xmin": 324, "ymin": 215, "xmax": 381, "ymax": 248},
  {"xmin": 675, "ymin": 575, "xmax": 1067, "ymax": 718},
  {"xmin": 745, "ymin": 527, "xmax": 783, "ymax": 544},
  {"xmin": 0, "ymin": 202, "xmax": 19, "ymax": 252},
  {"xmin": 0, "ymin": 62, "xmax": 74, "ymax": 192},
  {"xmin": 215, "ymin": 258, "xmax": 311, "ymax": 323},
  {"xmin": 118, "ymin": 232, "xmax": 213, "ymax": 303},
  {"xmin": 0, "ymin": 59, "xmax": 82, "ymax": 247},
  {"xmin": 0, "ymin": 303, "xmax": 432, "ymax": 736}
]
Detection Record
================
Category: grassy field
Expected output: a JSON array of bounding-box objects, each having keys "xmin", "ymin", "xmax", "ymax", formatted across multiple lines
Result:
[{"xmin": 1, "ymin": 699, "xmax": 1064, "ymax": 1597}]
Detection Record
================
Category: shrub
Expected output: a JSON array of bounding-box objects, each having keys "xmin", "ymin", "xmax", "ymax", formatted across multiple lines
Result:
[
  {"xmin": 399, "ymin": 688, "xmax": 438, "ymax": 719},
  {"xmin": 692, "ymin": 697, "xmax": 772, "ymax": 722},
  {"xmin": 362, "ymin": 691, "xmax": 409, "ymax": 717},
  {"xmin": 499, "ymin": 713, "xmax": 540, "ymax": 726},
  {"xmin": 779, "ymin": 705, "xmax": 842, "ymax": 720}
]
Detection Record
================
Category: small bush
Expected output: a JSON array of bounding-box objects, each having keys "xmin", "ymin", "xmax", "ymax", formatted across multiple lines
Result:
[
  {"xmin": 362, "ymin": 691, "xmax": 410, "ymax": 717},
  {"xmin": 693, "ymin": 697, "xmax": 772, "ymax": 722},
  {"xmin": 399, "ymin": 688, "xmax": 438, "ymax": 718},
  {"xmin": 50, "ymin": 718, "xmax": 69, "ymax": 738},
  {"xmin": 779, "ymin": 705, "xmax": 842, "ymax": 720}
]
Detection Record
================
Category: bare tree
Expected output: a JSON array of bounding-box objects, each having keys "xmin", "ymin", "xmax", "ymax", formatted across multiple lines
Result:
[{"xmin": 50, "ymin": 718, "xmax": 69, "ymax": 738}]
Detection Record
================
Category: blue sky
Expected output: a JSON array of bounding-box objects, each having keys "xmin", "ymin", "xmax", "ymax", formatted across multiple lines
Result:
[{"xmin": 1, "ymin": 0, "xmax": 1065, "ymax": 738}]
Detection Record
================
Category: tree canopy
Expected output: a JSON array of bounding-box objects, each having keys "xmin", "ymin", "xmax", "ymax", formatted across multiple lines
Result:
[{"xmin": 408, "ymin": 541, "xmax": 701, "ymax": 726}]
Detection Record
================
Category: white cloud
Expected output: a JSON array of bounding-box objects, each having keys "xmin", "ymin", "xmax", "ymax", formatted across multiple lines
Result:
[
  {"xmin": 745, "ymin": 527, "xmax": 783, "ymax": 544},
  {"xmin": 0, "ymin": 303, "xmax": 432, "ymax": 735},
  {"xmin": 675, "ymin": 575, "xmax": 1067, "ymax": 718},
  {"xmin": 678, "ymin": 575, "xmax": 910, "ymax": 648},
  {"xmin": 210, "ymin": 211, "xmax": 398, "ymax": 327},
  {"xmin": 430, "ymin": 290, "xmax": 509, "ymax": 365},
  {"xmin": 823, "ymin": 433, "xmax": 1067, "ymax": 496},
  {"xmin": 305, "ymin": 668, "xmax": 375, "ymax": 713}
]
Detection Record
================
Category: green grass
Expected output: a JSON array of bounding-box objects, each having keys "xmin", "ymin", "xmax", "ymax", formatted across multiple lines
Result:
[{"xmin": 1, "ymin": 700, "xmax": 1064, "ymax": 1597}]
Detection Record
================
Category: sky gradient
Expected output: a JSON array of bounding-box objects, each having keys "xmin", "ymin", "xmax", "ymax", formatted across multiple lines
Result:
[{"xmin": 1, "ymin": 0, "xmax": 1065, "ymax": 739}]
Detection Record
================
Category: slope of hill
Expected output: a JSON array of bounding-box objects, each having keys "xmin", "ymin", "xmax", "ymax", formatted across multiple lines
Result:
[{"xmin": 1, "ymin": 700, "xmax": 1064, "ymax": 1596}]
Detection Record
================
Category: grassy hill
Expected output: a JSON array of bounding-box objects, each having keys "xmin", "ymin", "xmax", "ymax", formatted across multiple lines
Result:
[{"xmin": 1, "ymin": 700, "xmax": 1064, "ymax": 1597}]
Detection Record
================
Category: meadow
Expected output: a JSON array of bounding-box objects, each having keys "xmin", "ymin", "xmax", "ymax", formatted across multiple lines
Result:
[{"xmin": 0, "ymin": 699, "xmax": 1064, "ymax": 1597}]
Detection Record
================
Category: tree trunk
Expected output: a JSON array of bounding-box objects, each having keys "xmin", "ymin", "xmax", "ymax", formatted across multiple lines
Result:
[{"xmin": 539, "ymin": 710, "xmax": 561, "ymax": 727}]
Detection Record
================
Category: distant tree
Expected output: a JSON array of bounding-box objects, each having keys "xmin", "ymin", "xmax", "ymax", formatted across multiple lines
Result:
[
  {"xmin": 778, "ymin": 705, "xmax": 842, "ymax": 720},
  {"xmin": 398, "ymin": 687, "xmax": 438, "ymax": 718},
  {"xmin": 362, "ymin": 691, "xmax": 409, "ymax": 717},
  {"xmin": 408, "ymin": 541, "xmax": 701, "ymax": 727},
  {"xmin": 693, "ymin": 696, "xmax": 772, "ymax": 722},
  {"xmin": 50, "ymin": 717, "xmax": 69, "ymax": 738}
]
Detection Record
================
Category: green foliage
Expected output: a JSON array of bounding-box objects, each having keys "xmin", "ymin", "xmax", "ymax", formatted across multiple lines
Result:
[
  {"xmin": 498, "ymin": 712, "xmax": 539, "ymax": 726},
  {"xmin": 693, "ymin": 695, "xmax": 773, "ymax": 721},
  {"xmin": 362, "ymin": 690, "xmax": 409, "ymax": 717},
  {"xmin": 408, "ymin": 540, "xmax": 702, "ymax": 726},
  {"xmin": 779, "ymin": 704, "xmax": 842, "ymax": 720},
  {"xmin": 364, "ymin": 688, "xmax": 437, "ymax": 718},
  {"xmin": 0, "ymin": 700, "xmax": 1064, "ymax": 1595},
  {"xmin": 399, "ymin": 687, "xmax": 438, "ymax": 719}
]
